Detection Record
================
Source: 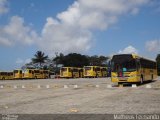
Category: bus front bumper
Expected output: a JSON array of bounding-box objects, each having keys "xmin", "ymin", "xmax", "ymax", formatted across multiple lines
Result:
[{"xmin": 111, "ymin": 76, "xmax": 140, "ymax": 83}]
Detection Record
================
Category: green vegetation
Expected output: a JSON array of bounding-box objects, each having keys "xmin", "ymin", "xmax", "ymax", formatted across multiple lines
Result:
[
  {"xmin": 53, "ymin": 53, "xmax": 110, "ymax": 67},
  {"xmin": 31, "ymin": 51, "xmax": 48, "ymax": 67},
  {"xmin": 22, "ymin": 51, "xmax": 110, "ymax": 74}
]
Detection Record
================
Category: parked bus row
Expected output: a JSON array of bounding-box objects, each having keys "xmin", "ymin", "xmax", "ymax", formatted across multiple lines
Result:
[
  {"xmin": 0, "ymin": 69, "xmax": 49, "ymax": 80},
  {"xmin": 60, "ymin": 66, "xmax": 108, "ymax": 78}
]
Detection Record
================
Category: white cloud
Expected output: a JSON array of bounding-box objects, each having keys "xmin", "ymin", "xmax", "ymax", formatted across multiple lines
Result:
[
  {"xmin": 145, "ymin": 40, "xmax": 160, "ymax": 52},
  {"xmin": 118, "ymin": 45, "xmax": 138, "ymax": 54},
  {"xmin": 16, "ymin": 58, "xmax": 24, "ymax": 64},
  {"xmin": 0, "ymin": 0, "xmax": 150, "ymax": 55},
  {"xmin": 39, "ymin": 0, "xmax": 149, "ymax": 54},
  {"xmin": 39, "ymin": 17, "xmax": 92, "ymax": 54},
  {"xmin": 16, "ymin": 58, "xmax": 31, "ymax": 65},
  {"xmin": 24, "ymin": 58, "xmax": 31, "ymax": 64},
  {"xmin": 0, "ymin": 37, "xmax": 12, "ymax": 46},
  {"xmin": 0, "ymin": 0, "xmax": 8, "ymax": 15},
  {"xmin": 131, "ymin": 8, "xmax": 139, "ymax": 15},
  {"xmin": 0, "ymin": 16, "xmax": 39, "ymax": 46}
]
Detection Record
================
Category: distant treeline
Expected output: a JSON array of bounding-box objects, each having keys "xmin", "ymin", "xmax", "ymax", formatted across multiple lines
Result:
[
  {"xmin": 53, "ymin": 53, "xmax": 110, "ymax": 67},
  {"xmin": 23, "ymin": 51, "xmax": 111, "ymax": 74}
]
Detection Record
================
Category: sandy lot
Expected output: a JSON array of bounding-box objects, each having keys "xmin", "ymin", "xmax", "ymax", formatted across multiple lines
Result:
[{"xmin": 0, "ymin": 77, "xmax": 160, "ymax": 114}]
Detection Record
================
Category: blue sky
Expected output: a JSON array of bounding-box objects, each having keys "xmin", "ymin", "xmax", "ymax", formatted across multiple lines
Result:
[{"xmin": 0, "ymin": 0, "xmax": 160, "ymax": 70}]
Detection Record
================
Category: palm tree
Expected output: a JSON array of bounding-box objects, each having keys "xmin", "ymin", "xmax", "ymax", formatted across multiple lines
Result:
[{"xmin": 32, "ymin": 51, "xmax": 48, "ymax": 67}]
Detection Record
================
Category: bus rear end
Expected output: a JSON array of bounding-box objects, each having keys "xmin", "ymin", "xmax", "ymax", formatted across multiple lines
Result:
[
  {"xmin": 23, "ymin": 69, "xmax": 34, "ymax": 79},
  {"xmin": 83, "ymin": 66, "xmax": 96, "ymax": 78},
  {"xmin": 13, "ymin": 70, "xmax": 22, "ymax": 79},
  {"xmin": 34, "ymin": 70, "xmax": 43, "ymax": 79},
  {"xmin": 60, "ymin": 67, "xmax": 73, "ymax": 78},
  {"xmin": 43, "ymin": 70, "xmax": 49, "ymax": 79}
]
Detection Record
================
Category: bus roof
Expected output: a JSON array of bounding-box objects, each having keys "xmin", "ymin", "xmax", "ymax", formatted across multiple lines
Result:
[
  {"xmin": 62, "ymin": 67, "xmax": 73, "ymax": 68},
  {"xmin": 112, "ymin": 54, "xmax": 156, "ymax": 63},
  {"xmin": 13, "ymin": 69, "xmax": 22, "ymax": 71},
  {"xmin": 84, "ymin": 66, "xmax": 100, "ymax": 67}
]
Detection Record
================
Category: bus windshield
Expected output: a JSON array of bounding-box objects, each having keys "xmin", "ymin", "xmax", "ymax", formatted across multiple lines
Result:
[
  {"xmin": 84, "ymin": 67, "xmax": 91, "ymax": 70},
  {"xmin": 112, "ymin": 60, "xmax": 136, "ymax": 72},
  {"xmin": 73, "ymin": 69, "xmax": 78, "ymax": 72},
  {"xmin": 61, "ymin": 68, "xmax": 67, "ymax": 72},
  {"xmin": 111, "ymin": 55, "xmax": 137, "ymax": 72},
  {"xmin": 14, "ymin": 70, "xmax": 18, "ymax": 73},
  {"xmin": 95, "ymin": 67, "xmax": 100, "ymax": 71}
]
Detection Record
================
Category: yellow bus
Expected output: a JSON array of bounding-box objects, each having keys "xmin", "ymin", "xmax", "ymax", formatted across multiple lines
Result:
[
  {"xmin": 34, "ymin": 69, "xmax": 43, "ymax": 79},
  {"xmin": 111, "ymin": 54, "xmax": 157, "ymax": 84},
  {"xmin": 100, "ymin": 67, "xmax": 108, "ymax": 77},
  {"xmin": 60, "ymin": 67, "xmax": 74, "ymax": 78},
  {"xmin": 0, "ymin": 72, "xmax": 8, "ymax": 80},
  {"xmin": 42, "ymin": 70, "xmax": 49, "ymax": 79},
  {"xmin": 13, "ymin": 69, "xmax": 22, "ymax": 79},
  {"xmin": 23, "ymin": 69, "xmax": 34, "ymax": 79},
  {"xmin": 7, "ymin": 72, "xmax": 13, "ymax": 80},
  {"xmin": 83, "ymin": 66, "xmax": 102, "ymax": 78},
  {"xmin": 72, "ymin": 68, "xmax": 80, "ymax": 78}
]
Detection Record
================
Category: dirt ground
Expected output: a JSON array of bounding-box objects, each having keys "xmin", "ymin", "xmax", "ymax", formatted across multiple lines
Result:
[{"xmin": 0, "ymin": 77, "xmax": 160, "ymax": 114}]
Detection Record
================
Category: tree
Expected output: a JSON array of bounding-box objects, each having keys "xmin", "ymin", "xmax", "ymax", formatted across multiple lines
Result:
[
  {"xmin": 53, "ymin": 53, "xmax": 89, "ymax": 67},
  {"xmin": 156, "ymin": 54, "xmax": 160, "ymax": 76},
  {"xmin": 88, "ymin": 55, "xmax": 109, "ymax": 66},
  {"xmin": 53, "ymin": 53, "xmax": 110, "ymax": 68},
  {"xmin": 88, "ymin": 55, "xmax": 99, "ymax": 66},
  {"xmin": 53, "ymin": 53, "xmax": 64, "ymax": 66},
  {"xmin": 63, "ymin": 53, "xmax": 89, "ymax": 67},
  {"xmin": 53, "ymin": 53, "xmax": 65, "ymax": 74},
  {"xmin": 32, "ymin": 51, "xmax": 48, "ymax": 68}
]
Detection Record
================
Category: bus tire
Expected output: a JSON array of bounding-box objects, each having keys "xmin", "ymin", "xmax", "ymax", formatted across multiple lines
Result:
[
  {"xmin": 140, "ymin": 76, "xmax": 143, "ymax": 84},
  {"xmin": 35, "ymin": 76, "xmax": 37, "ymax": 79},
  {"xmin": 2, "ymin": 77, "xmax": 5, "ymax": 80}
]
